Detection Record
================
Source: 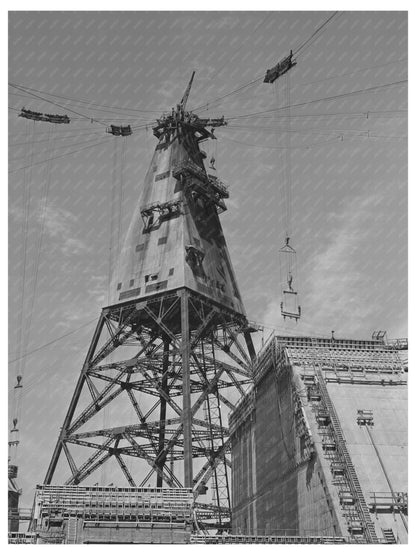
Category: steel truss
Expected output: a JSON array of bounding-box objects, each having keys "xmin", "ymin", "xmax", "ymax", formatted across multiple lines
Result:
[{"xmin": 44, "ymin": 288, "xmax": 255, "ymax": 530}]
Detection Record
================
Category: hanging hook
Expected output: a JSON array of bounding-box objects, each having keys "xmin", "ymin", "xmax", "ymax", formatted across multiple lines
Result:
[{"xmin": 287, "ymin": 271, "xmax": 294, "ymax": 291}]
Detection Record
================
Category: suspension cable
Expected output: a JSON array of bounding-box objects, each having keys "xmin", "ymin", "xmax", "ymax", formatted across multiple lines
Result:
[{"xmin": 292, "ymin": 11, "xmax": 341, "ymax": 57}]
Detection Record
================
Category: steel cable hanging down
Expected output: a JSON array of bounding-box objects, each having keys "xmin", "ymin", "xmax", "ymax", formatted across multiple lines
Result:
[
  {"xmin": 266, "ymin": 58, "xmax": 301, "ymax": 322},
  {"xmin": 9, "ymin": 118, "xmax": 36, "ymax": 475},
  {"xmin": 10, "ymin": 119, "xmax": 58, "ymax": 477}
]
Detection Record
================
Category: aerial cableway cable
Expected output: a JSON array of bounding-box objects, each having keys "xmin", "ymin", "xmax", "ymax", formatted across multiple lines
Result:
[
  {"xmin": 107, "ymin": 131, "xmax": 129, "ymax": 309},
  {"xmin": 224, "ymin": 121, "xmax": 407, "ymax": 141},
  {"xmin": 9, "ymin": 134, "xmax": 115, "ymax": 163},
  {"xmin": 189, "ymin": 12, "xmax": 274, "ymax": 113},
  {"xmin": 190, "ymin": 11, "xmax": 341, "ymax": 115},
  {"xmin": 8, "ymin": 82, "xmax": 163, "ymax": 130},
  {"xmin": 9, "ymin": 138, "xmax": 112, "ymax": 174},
  {"xmin": 10, "ymin": 121, "xmax": 110, "ymax": 139},
  {"xmin": 292, "ymin": 11, "xmax": 342, "ymax": 58},
  {"xmin": 9, "ymin": 321, "xmax": 97, "ymax": 397},
  {"xmin": 222, "ymin": 131, "xmax": 406, "ymax": 151},
  {"xmin": 224, "ymin": 109, "xmax": 408, "ymax": 123},
  {"xmin": 10, "ymin": 88, "xmax": 150, "ymax": 133},
  {"xmin": 204, "ymin": 11, "xmax": 271, "ymax": 85},
  {"xmin": 9, "ymin": 82, "xmax": 108, "ymax": 127},
  {"xmin": 9, "ymin": 83, "xmax": 155, "ymax": 127},
  {"xmin": 9, "ymin": 82, "xmax": 163, "ymax": 114},
  {"xmin": 14, "ymin": 119, "xmax": 35, "ymax": 379},
  {"xmin": 226, "ymin": 79, "xmax": 408, "ymax": 121},
  {"xmin": 191, "ymin": 77, "xmax": 264, "ymax": 114},
  {"xmin": 295, "ymin": 56, "xmax": 407, "ymax": 88},
  {"xmin": 108, "ymin": 137, "xmax": 119, "ymax": 302},
  {"xmin": 14, "ymin": 124, "xmax": 57, "ymax": 430},
  {"xmin": 8, "ymin": 317, "xmax": 97, "ymax": 366},
  {"xmin": 10, "ymin": 118, "xmax": 36, "ymax": 466},
  {"xmin": 226, "ymin": 110, "xmax": 407, "ymax": 130},
  {"xmin": 9, "ymin": 121, "xmax": 150, "ymax": 146},
  {"xmin": 10, "ymin": 130, "xmax": 105, "ymax": 147},
  {"xmin": 271, "ymin": 71, "xmax": 301, "ymax": 322},
  {"xmin": 222, "ymin": 135, "xmax": 342, "ymax": 151}
]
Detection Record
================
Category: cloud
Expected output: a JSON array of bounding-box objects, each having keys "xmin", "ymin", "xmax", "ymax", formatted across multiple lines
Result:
[
  {"xmin": 304, "ymin": 195, "xmax": 377, "ymax": 327},
  {"xmin": 259, "ymin": 194, "xmax": 381, "ymax": 338},
  {"xmin": 41, "ymin": 203, "xmax": 90, "ymax": 256},
  {"xmin": 203, "ymin": 15, "xmax": 241, "ymax": 30},
  {"xmin": 8, "ymin": 204, "xmax": 25, "ymax": 223},
  {"xmin": 55, "ymin": 274, "xmax": 108, "ymax": 329},
  {"xmin": 87, "ymin": 274, "xmax": 108, "ymax": 307},
  {"xmin": 42, "ymin": 204, "xmax": 77, "ymax": 236}
]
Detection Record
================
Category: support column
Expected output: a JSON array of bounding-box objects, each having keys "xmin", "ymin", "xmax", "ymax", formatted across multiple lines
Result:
[
  {"xmin": 180, "ymin": 290, "xmax": 193, "ymax": 488},
  {"xmin": 244, "ymin": 331, "xmax": 256, "ymax": 362},
  {"xmin": 156, "ymin": 338, "xmax": 170, "ymax": 487},
  {"xmin": 44, "ymin": 313, "xmax": 105, "ymax": 484}
]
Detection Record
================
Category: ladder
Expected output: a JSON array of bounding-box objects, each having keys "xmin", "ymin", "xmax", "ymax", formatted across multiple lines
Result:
[
  {"xmin": 66, "ymin": 516, "xmax": 78, "ymax": 544},
  {"xmin": 315, "ymin": 366, "xmax": 379, "ymax": 544},
  {"xmin": 203, "ymin": 383, "xmax": 231, "ymax": 529},
  {"xmin": 381, "ymin": 528, "xmax": 396, "ymax": 544}
]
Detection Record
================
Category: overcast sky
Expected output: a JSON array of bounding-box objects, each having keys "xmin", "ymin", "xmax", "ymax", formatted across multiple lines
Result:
[{"xmin": 8, "ymin": 10, "xmax": 407, "ymax": 507}]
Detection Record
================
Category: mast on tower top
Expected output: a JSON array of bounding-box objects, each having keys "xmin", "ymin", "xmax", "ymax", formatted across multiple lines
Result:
[
  {"xmin": 152, "ymin": 71, "xmax": 227, "ymax": 142},
  {"xmin": 179, "ymin": 70, "xmax": 195, "ymax": 111}
]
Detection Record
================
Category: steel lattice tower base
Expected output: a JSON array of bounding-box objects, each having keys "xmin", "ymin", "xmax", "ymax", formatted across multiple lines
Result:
[{"xmin": 45, "ymin": 289, "xmax": 255, "ymax": 530}]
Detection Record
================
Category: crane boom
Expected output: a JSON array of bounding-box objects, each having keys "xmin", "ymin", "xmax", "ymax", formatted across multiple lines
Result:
[{"xmin": 180, "ymin": 70, "xmax": 196, "ymax": 111}]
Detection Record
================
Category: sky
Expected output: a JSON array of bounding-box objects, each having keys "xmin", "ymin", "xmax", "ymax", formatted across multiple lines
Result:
[{"xmin": 7, "ymin": 10, "xmax": 407, "ymax": 508}]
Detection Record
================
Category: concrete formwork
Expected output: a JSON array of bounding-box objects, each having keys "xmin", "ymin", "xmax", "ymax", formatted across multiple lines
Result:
[
  {"xmin": 230, "ymin": 335, "xmax": 408, "ymax": 543},
  {"xmin": 324, "ymin": 381, "xmax": 408, "ymax": 541},
  {"xmin": 8, "ymin": 466, "xmax": 20, "ymax": 533}
]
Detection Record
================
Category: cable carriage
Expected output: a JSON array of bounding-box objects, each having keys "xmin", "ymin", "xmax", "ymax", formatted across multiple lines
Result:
[
  {"xmin": 279, "ymin": 237, "xmax": 301, "ymax": 321},
  {"xmin": 263, "ymin": 50, "xmax": 297, "ymax": 84},
  {"xmin": 18, "ymin": 108, "xmax": 42, "ymax": 121},
  {"xmin": 106, "ymin": 124, "xmax": 133, "ymax": 136},
  {"xmin": 263, "ymin": 47, "xmax": 302, "ymax": 321},
  {"xmin": 19, "ymin": 108, "xmax": 70, "ymax": 124},
  {"xmin": 45, "ymin": 113, "xmax": 70, "ymax": 124}
]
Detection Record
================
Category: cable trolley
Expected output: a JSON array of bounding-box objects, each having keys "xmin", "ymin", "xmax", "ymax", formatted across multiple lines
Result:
[
  {"xmin": 19, "ymin": 108, "xmax": 70, "ymax": 124},
  {"xmin": 263, "ymin": 51, "xmax": 296, "ymax": 84},
  {"xmin": 279, "ymin": 237, "xmax": 301, "ymax": 321},
  {"xmin": 106, "ymin": 124, "xmax": 133, "ymax": 136}
]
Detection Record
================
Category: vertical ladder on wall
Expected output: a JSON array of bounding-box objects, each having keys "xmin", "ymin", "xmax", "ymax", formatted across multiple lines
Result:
[
  {"xmin": 66, "ymin": 516, "xmax": 78, "ymax": 544},
  {"xmin": 381, "ymin": 528, "xmax": 396, "ymax": 544},
  {"xmin": 314, "ymin": 365, "xmax": 379, "ymax": 544},
  {"xmin": 204, "ymin": 388, "xmax": 231, "ymax": 522}
]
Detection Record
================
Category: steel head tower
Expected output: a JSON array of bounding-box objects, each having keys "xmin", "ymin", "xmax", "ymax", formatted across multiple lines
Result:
[{"xmin": 44, "ymin": 73, "xmax": 256, "ymax": 531}]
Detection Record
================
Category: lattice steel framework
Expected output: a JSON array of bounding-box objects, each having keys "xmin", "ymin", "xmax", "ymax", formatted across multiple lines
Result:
[
  {"xmin": 44, "ymin": 74, "xmax": 257, "ymax": 531},
  {"xmin": 44, "ymin": 291, "xmax": 255, "ymax": 530}
]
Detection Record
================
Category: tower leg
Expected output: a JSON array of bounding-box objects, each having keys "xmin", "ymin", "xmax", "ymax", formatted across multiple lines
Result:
[
  {"xmin": 156, "ymin": 338, "xmax": 169, "ymax": 487},
  {"xmin": 44, "ymin": 313, "xmax": 105, "ymax": 484},
  {"xmin": 244, "ymin": 330, "xmax": 256, "ymax": 362},
  {"xmin": 180, "ymin": 290, "xmax": 193, "ymax": 488}
]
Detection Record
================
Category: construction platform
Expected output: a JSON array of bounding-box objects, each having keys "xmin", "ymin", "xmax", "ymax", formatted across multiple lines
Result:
[
  {"xmin": 230, "ymin": 334, "xmax": 408, "ymax": 544},
  {"xmin": 29, "ymin": 485, "xmax": 193, "ymax": 544}
]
